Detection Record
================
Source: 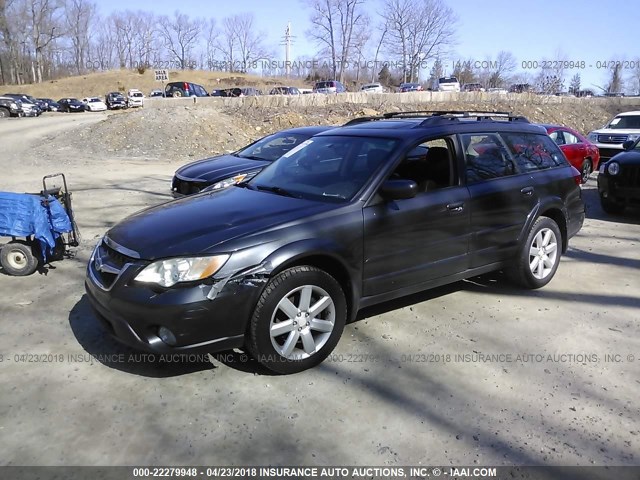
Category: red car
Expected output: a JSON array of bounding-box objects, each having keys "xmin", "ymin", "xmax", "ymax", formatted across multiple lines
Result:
[{"xmin": 542, "ymin": 124, "xmax": 600, "ymax": 183}]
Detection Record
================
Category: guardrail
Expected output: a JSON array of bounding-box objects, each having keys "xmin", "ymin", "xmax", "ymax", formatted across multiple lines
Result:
[{"xmin": 144, "ymin": 92, "xmax": 640, "ymax": 109}]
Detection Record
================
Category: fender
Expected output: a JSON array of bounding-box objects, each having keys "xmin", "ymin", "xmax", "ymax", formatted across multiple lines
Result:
[
  {"xmin": 262, "ymin": 238, "xmax": 362, "ymax": 321},
  {"xmin": 518, "ymin": 195, "xmax": 569, "ymax": 252}
]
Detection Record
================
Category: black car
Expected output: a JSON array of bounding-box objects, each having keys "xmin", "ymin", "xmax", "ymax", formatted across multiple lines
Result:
[
  {"xmin": 3, "ymin": 93, "xmax": 42, "ymax": 116},
  {"xmin": 86, "ymin": 111, "xmax": 585, "ymax": 374},
  {"xmin": 105, "ymin": 92, "xmax": 127, "ymax": 110},
  {"xmin": 38, "ymin": 98, "xmax": 61, "ymax": 112},
  {"xmin": 0, "ymin": 96, "xmax": 23, "ymax": 117},
  {"xmin": 597, "ymin": 138, "xmax": 640, "ymax": 213},
  {"xmin": 172, "ymin": 126, "xmax": 332, "ymax": 196},
  {"xmin": 58, "ymin": 98, "xmax": 85, "ymax": 113},
  {"xmin": 165, "ymin": 82, "xmax": 209, "ymax": 97},
  {"xmin": 270, "ymin": 86, "xmax": 301, "ymax": 95}
]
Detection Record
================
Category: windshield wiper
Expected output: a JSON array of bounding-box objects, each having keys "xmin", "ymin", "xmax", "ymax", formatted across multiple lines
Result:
[
  {"xmin": 254, "ymin": 184, "xmax": 298, "ymax": 198},
  {"xmin": 238, "ymin": 154, "xmax": 267, "ymax": 161}
]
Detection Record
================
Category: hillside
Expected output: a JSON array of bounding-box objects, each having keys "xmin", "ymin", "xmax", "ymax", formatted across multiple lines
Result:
[
  {"xmin": 31, "ymin": 98, "xmax": 640, "ymax": 163},
  {"xmin": 3, "ymin": 69, "xmax": 309, "ymax": 99}
]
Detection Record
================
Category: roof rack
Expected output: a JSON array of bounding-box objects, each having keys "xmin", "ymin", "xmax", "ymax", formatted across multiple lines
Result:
[{"xmin": 342, "ymin": 110, "xmax": 530, "ymax": 127}]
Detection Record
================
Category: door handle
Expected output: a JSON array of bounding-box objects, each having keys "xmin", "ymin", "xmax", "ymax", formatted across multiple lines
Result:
[
  {"xmin": 447, "ymin": 202, "xmax": 464, "ymax": 212},
  {"xmin": 521, "ymin": 187, "xmax": 534, "ymax": 195}
]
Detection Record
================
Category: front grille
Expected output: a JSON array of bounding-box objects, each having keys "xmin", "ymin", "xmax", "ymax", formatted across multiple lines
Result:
[
  {"xmin": 619, "ymin": 165, "xmax": 640, "ymax": 188},
  {"xmin": 92, "ymin": 241, "xmax": 137, "ymax": 289},
  {"xmin": 598, "ymin": 134, "xmax": 628, "ymax": 144},
  {"xmin": 173, "ymin": 177, "xmax": 205, "ymax": 195},
  {"xmin": 103, "ymin": 243, "xmax": 136, "ymax": 269}
]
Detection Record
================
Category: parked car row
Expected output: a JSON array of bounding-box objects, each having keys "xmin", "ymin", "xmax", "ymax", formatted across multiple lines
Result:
[{"xmin": 0, "ymin": 90, "xmax": 144, "ymax": 117}]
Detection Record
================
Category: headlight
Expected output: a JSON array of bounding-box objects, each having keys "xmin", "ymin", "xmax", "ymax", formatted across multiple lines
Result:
[
  {"xmin": 135, "ymin": 255, "xmax": 229, "ymax": 287},
  {"xmin": 10, "ymin": 102, "xmax": 17, "ymax": 109},
  {"xmin": 607, "ymin": 162, "xmax": 620, "ymax": 176},
  {"xmin": 210, "ymin": 171, "xmax": 259, "ymax": 190},
  {"xmin": 628, "ymin": 134, "xmax": 640, "ymax": 142},
  {"xmin": 587, "ymin": 133, "xmax": 598, "ymax": 142}
]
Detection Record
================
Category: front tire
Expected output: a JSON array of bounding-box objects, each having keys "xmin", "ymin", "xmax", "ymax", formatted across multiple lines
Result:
[
  {"xmin": 506, "ymin": 217, "xmax": 562, "ymax": 289},
  {"xmin": 580, "ymin": 159, "xmax": 592, "ymax": 183},
  {"xmin": 1, "ymin": 241, "xmax": 39, "ymax": 276},
  {"xmin": 247, "ymin": 266, "xmax": 347, "ymax": 374}
]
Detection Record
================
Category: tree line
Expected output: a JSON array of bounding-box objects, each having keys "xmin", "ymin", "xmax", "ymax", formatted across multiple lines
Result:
[{"xmin": 1, "ymin": 0, "xmax": 638, "ymax": 94}]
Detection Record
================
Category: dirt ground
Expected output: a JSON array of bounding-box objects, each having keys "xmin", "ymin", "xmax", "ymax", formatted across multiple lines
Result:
[{"xmin": 0, "ymin": 108, "xmax": 639, "ymax": 468}]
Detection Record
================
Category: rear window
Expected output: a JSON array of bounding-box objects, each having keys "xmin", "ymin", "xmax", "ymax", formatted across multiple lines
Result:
[
  {"xmin": 439, "ymin": 77, "xmax": 459, "ymax": 84},
  {"xmin": 501, "ymin": 132, "xmax": 567, "ymax": 172}
]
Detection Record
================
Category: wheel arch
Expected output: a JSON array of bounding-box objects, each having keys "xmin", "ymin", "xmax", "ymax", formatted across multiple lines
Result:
[
  {"xmin": 537, "ymin": 207, "xmax": 568, "ymax": 253},
  {"xmin": 264, "ymin": 244, "xmax": 360, "ymax": 323}
]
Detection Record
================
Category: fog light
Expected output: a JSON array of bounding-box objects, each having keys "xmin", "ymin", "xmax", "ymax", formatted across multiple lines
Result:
[{"xmin": 158, "ymin": 326, "xmax": 177, "ymax": 346}]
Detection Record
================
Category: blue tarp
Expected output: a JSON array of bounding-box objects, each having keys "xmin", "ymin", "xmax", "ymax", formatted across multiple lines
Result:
[{"xmin": 0, "ymin": 192, "xmax": 72, "ymax": 261}]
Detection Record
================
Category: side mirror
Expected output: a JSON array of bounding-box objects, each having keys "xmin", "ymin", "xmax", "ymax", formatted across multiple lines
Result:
[
  {"xmin": 380, "ymin": 179, "xmax": 418, "ymax": 200},
  {"xmin": 622, "ymin": 140, "xmax": 635, "ymax": 151}
]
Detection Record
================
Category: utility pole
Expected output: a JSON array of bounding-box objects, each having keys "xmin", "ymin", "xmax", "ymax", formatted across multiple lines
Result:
[{"xmin": 281, "ymin": 22, "xmax": 295, "ymax": 77}]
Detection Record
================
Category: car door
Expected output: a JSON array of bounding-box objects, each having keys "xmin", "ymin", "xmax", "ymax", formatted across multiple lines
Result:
[
  {"xmin": 462, "ymin": 132, "xmax": 539, "ymax": 267},
  {"xmin": 362, "ymin": 136, "xmax": 471, "ymax": 297}
]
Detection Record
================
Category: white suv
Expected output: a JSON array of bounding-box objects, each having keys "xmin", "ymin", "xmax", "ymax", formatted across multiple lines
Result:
[
  {"xmin": 588, "ymin": 111, "xmax": 640, "ymax": 161},
  {"xmin": 127, "ymin": 89, "xmax": 144, "ymax": 108},
  {"xmin": 438, "ymin": 76, "xmax": 461, "ymax": 92}
]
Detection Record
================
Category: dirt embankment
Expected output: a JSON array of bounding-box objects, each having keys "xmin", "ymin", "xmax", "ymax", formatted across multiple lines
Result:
[{"xmin": 34, "ymin": 100, "xmax": 634, "ymax": 163}]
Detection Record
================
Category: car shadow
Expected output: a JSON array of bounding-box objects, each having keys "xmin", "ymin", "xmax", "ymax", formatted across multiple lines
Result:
[{"xmin": 69, "ymin": 294, "xmax": 217, "ymax": 378}]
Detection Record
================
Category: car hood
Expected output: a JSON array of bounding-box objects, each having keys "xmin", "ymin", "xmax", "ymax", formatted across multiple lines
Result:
[
  {"xmin": 175, "ymin": 154, "xmax": 271, "ymax": 182},
  {"xmin": 608, "ymin": 150, "xmax": 640, "ymax": 164},
  {"xmin": 590, "ymin": 127, "xmax": 640, "ymax": 135},
  {"xmin": 105, "ymin": 186, "xmax": 336, "ymax": 259}
]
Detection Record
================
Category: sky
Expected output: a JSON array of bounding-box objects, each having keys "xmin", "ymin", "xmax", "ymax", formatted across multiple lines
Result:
[{"xmin": 102, "ymin": 0, "xmax": 640, "ymax": 92}]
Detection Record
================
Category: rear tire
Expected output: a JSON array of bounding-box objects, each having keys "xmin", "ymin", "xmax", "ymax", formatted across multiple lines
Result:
[
  {"xmin": 247, "ymin": 266, "xmax": 347, "ymax": 374},
  {"xmin": 173, "ymin": 90, "xmax": 183, "ymax": 97},
  {"xmin": 506, "ymin": 217, "xmax": 562, "ymax": 289},
  {"xmin": 1, "ymin": 241, "xmax": 39, "ymax": 276}
]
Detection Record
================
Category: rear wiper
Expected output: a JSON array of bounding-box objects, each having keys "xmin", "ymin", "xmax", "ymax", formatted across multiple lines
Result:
[{"xmin": 254, "ymin": 184, "xmax": 298, "ymax": 198}]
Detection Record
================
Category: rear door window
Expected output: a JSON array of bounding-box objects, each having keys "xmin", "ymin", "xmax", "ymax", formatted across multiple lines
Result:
[
  {"xmin": 461, "ymin": 133, "xmax": 516, "ymax": 183},
  {"xmin": 501, "ymin": 132, "xmax": 567, "ymax": 172}
]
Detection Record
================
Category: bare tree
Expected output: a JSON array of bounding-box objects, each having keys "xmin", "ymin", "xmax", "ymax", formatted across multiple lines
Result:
[
  {"xmin": 90, "ymin": 19, "xmax": 114, "ymax": 70},
  {"xmin": 306, "ymin": 0, "xmax": 368, "ymax": 82},
  {"xmin": 131, "ymin": 11, "xmax": 157, "ymax": 68},
  {"xmin": 64, "ymin": 0, "xmax": 95, "ymax": 74},
  {"xmin": 569, "ymin": 73, "xmax": 581, "ymax": 94},
  {"xmin": 157, "ymin": 11, "xmax": 201, "ymax": 70},
  {"xmin": 25, "ymin": 0, "xmax": 65, "ymax": 82},
  {"xmin": 629, "ymin": 57, "xmax": 640, "ymax": 95},
  {"xmin": 381, "ymin": 0, "xmax": 457, "ymax": 83},
  {"xmin": 607, "ymin": 62, "xmax": 623, "ymax": 94},
  {"xmin": 0, "ymin": 0, "xmax": 23, "ymax": 83},
  {"xmin": 231, "ymin": 14, "xmax": 268, "ymax": 72},
  {"xmin": 203, "ymin": 17, "xmax": 217, "ymax": 70}
]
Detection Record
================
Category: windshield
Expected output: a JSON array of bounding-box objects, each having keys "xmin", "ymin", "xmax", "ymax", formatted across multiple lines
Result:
[
  {"xmin": 608, "ymin": 115, "xmax": 640, "ymax": 129},
  {"xmin": 247, "ymin": 135, "xmax": 398, "ymax": 203},
  {"xmin": 237, "ymin": 132, "xmax": 317, "ymax": 162}
]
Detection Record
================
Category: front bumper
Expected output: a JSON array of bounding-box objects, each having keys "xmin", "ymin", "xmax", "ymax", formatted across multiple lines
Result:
[
  {"xmin": 598, "ymin": 174, "xmax": 640, "ymax": 207},
  {"xmin": 84, "ymin": 241, "xmax": 264, "ymax": 354},
  {"xmin": 594, "ymin": 145, "xmax": 623, "ymax": 162}
]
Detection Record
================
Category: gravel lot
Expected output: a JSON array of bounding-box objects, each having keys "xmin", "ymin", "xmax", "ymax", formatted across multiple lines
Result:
[{"xmin": 0, "ymin": 108, "xmax": 639, "ymax": 468}]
